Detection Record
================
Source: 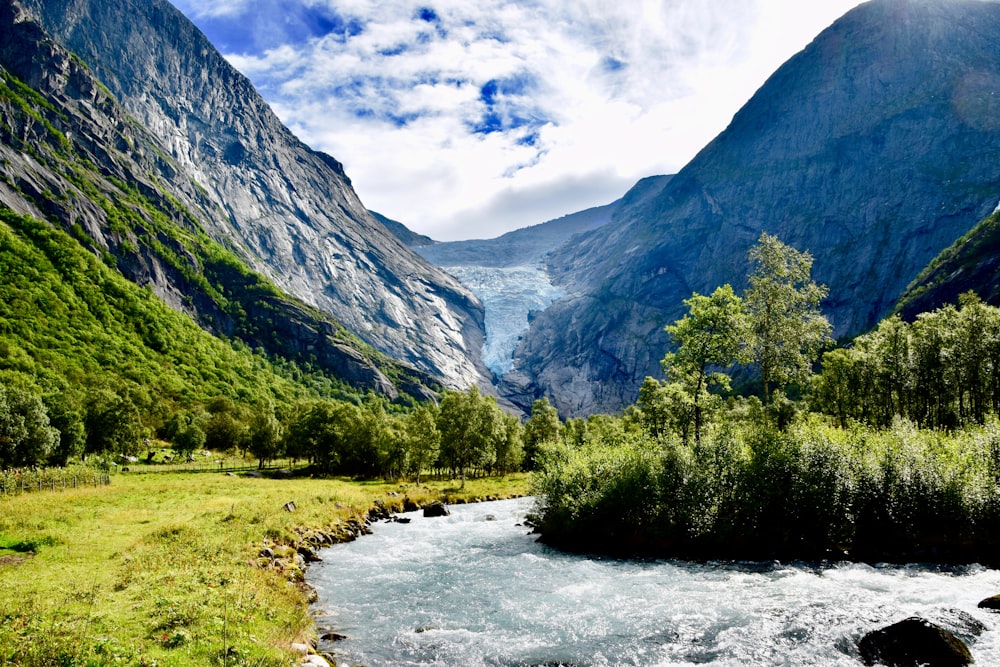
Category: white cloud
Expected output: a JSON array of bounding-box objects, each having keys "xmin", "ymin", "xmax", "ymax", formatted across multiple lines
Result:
[{"xmin": 178, "ymin": 0, "xmax": 866, "ymax": 240}]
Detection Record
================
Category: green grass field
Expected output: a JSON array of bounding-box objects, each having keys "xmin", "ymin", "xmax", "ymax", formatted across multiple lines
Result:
[{"xmin": 0, "ymin": 470, "xmax": 530, "ymax": 666}]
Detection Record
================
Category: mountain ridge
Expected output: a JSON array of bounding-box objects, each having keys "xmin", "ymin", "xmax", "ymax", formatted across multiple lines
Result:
[
  {"xmin": 509, "ymin": 0, "xmax": 1000, "ymax": 416},
  {"xmin": 12, "ymin": 0, "xmax": 493, "ymax": 393}
]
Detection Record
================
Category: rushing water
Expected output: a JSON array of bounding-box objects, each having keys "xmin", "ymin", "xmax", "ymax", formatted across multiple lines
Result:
[{"xmin": 309, "ymin": 498, "xmax": 1000, "ymax": 666}]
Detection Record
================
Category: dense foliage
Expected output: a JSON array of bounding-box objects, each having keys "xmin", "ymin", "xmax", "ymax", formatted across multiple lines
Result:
[
  {"xmin": 813, "ymin": 293, "xmax": 1000, "ymax": 429},
  {"xmin": 532, "ymin": 415, "xmax": 1000, "ymax": 562}
]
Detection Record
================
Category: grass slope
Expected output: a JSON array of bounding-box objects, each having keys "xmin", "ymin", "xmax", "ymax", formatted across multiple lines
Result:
[{"xmin": 0, "ymin": 207, "xmax": 355, "ymax": 411}]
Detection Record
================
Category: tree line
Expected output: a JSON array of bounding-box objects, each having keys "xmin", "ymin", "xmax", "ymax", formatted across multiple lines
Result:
[{"xmin": 0, "ymin": 376, "xmax": 567, "ymax": 482}]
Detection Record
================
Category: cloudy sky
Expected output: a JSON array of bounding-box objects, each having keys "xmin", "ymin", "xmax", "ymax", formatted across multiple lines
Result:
[{"xmin": 170, "ymin": 0, "xmax": 865, "ymax": 241}]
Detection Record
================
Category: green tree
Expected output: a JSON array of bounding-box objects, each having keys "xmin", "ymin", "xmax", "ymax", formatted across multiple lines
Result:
[
  {"xmin": 744, "ymin": 232, "xmax": 832, "ymax": 407},
  {"xmin": 402, "ymin": 405, "xmax": 440, "ymax": 483},
  {"xmin": 85, "ymin": 387, "xmax": 143, "ymax": 457},
  {"xmin": 494, "ymin": 412, "xmax": 524, "ymax": 476},
  {"xmin": 522, "ymin": 397, "xmax": 562, "ymax": 470},
  {"xmin": 437, "ymin": 387, "xmax": 501, "ymax": 486},
  {"xmin": 0, "ymin": 384, "xmax": 57, "ymax": 468},
  {"xmin": 44, "ymin": 390, "xmax": 86, "ymax": 466},
  {"xmin": 245, "ymin": 404, "xmax": 282, "ymax": 469},
  {"xmin": 662, "ymin": 284, "xmax": 748, "ymax": 443}
]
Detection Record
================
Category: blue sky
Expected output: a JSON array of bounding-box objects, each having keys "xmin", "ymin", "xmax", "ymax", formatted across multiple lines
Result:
[{"xmin": 170, "ymin": 0, "xmax": 864, "ymax": 241}]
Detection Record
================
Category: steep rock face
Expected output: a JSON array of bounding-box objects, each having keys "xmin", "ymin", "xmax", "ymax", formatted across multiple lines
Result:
[
  {"xmin": 0, "ymin": 1, "xmax": 440, "ymax": 399},
  {"xmin": 514, "ymin": 0, "xmax": 1000, "ymax": 416},
  {"xmin": 17, "ymin": 0, "xmax": 489, "ymax": 391}
]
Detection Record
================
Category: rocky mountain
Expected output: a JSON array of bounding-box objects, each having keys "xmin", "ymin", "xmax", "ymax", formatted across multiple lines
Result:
[
  {"xmin": 508, "ymin": 0, "xmax": 1000, "ymax": 416},
  {"xmin": 9, "ymin": 0, "xmax": 491, "ymax": 393},
  {"xmin": 370, "ymin": 211, "xmax": 435, "ymax": 248},
  {"xmin": 0, "ymin": 0, "xmax": 453, "ymax": 399}
]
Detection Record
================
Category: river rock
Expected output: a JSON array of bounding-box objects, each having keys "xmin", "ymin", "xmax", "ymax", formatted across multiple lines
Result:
[
  {"xmin": 403, "ymin": 497, "xmax": 420, "ymax": 512},
  {"xmin": 300, "ymin": 656, "xmax": 330, "ymax": 667},
  {"xmin": 858, "ymin": 617, "xmax": 973, "ymax": 667},
  {"xmin": 978, "ymin": 595, "xmax": 1000, "ymax": 611},
  {"xmin": 423, "ymin": 501, "xmax": 450, "ymax": 518}
]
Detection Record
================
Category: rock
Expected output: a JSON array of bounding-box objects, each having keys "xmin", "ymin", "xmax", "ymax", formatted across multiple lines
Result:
[
  {"xmin": 258, "ymin": 547, "xmax": 275, "ymax": 559},
  {"xmin": 289, "ymin": 642, "xmax": 310, "ymax": 656},
  {"xmin": 296, "ymin": 545, "xmax": 321, "ymax": 563},
  {"xmin": 858, "ymin": 617, "xmax": 973, "ymax": 667},
  {"xmin": 300, "ymin": 655, "xmax": 331, "ymax": 667},
  {"xmin": 978, "ymin": 594, "xmax": 1000, "ymax": 611},
  {"xmin": 423, "ymin": 501, "xmax": 450, "ymax": 518},
  {"xmin": 283, "ymin": 501, "xmax": 296, "ymax": 512},
  {"xmin": 403, "ymin": 497, "xmax": 420, "ymax": 512}
]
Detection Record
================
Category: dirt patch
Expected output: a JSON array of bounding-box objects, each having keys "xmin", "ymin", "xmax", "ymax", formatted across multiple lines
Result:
[{"xmin": 0, "ymin": 553, "xmax": 31, "ymax": 567}]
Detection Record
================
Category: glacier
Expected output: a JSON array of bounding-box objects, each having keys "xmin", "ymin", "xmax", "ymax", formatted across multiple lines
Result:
[{"xmin": 442, "ymin": 265, "xmax": 563, "ymax": 377}]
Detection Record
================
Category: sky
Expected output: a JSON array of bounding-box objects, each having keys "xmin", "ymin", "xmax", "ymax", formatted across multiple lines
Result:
[{"xmin": 169, "ymin": 0, "xmax": 866, "ymax": 241}]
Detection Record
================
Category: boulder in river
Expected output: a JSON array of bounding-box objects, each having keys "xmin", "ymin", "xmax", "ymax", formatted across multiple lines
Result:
[
  {"xmin": 423, "ymin": 501, "xmax": 451, "ymax": 518},
  {"xmin": 858, "ymin": 617, "xmax": 973, "ymax": 667},
  {"xmin": 978, "ymin": 595, "xmax": 1000, "ymax": 611}
]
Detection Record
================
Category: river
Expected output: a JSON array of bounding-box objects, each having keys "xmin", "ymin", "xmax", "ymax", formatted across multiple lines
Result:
[{"xmin": 308, "ymin": 498, "xmax": 1000, "ymax": 666}]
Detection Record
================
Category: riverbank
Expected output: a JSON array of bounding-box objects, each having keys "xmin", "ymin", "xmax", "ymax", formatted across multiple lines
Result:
[{"xmin": 0, "ymin": 469, "xmax": 529, "ymax": 666}]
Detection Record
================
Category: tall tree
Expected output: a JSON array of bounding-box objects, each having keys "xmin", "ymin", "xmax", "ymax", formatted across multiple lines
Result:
[
  {"xmin": 662, "ymin": 284, "xmax": 748, "ymax": 443},
  {"xmin": 522, "ymin": 397, "xmax": 562, "ymax": 470},
  {"xmin": 744, "ymin": 232, "xmax": 832, "ymax": 406},
  {"xmin": 402, "ymin": 405, "xmax": 440, "ymax": 483}
]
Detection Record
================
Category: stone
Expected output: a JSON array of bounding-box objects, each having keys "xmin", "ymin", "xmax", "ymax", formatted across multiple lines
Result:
[
  {"xmin": 858, "ymin": 617, "xmax": 973, "ymax": 667},
  {"xmin": 978, "ymin": 594, "xmax": 1000, "ymax": 611},
  {"xmin": 283, "ymin": 501, "xmax": 296, "ymax": 512},
  {"xmin": 403, "ymin": 497, "xmax": 420, "ymax": 512},
  {"xmin": 423, "ymin": 501, "xmax": 450, "ymax": 518}
]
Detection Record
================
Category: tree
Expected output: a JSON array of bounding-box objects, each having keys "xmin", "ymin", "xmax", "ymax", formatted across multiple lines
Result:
[
  {"xmin": 402, "ymin": 405, "xmax": 440, "ymax": 483},
  {"xmin": 662, "ymin": 284, "xmax": 748, "ymax": 443},
  {"xmin": 437, "ymin": 387, "xmax": 502, "ymax": 486},
  {"xmin": 245, "ymin": 404, "xmax": 282, "ymax": 469},
  {"xmin": 0, "ymin": 384, "xmax": 57, "ymax": 468},
  {"xmin": 85, "ymin": 387, "xmax": 143, "ymax": 457},
  {"xmin": 494, "ymin": 412, "xmax": 524, "ymax": 476},
  {"xmin": 44, "ymin": 390, "xmax": 86, "ymax": 466},
  {"xmin": 522, "ymin": 397, "xmax": 562, "ymax": 470},
  {"xmin": 744, "ymin": 232, "xmax": 832, "ymax": 407}
]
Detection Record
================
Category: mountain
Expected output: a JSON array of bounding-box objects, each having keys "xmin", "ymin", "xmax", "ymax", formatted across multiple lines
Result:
[
  {"xmin": 415, "ymin": 175, "xmax": 671, "ymax": 268},
  {"xmin": 370, "ymin": 211, "xmax": 435, "ymax": 248},
  {"xmin": 0, "ymin": 0, "xmax": 450, "ymax": 399},
  {"xmin": 509, "ymin": 0, "xmax": 1000, "ymax": 416},
  {"xmin": 9, "ymin": 0, "xmax": 491, "ymax": 393}
]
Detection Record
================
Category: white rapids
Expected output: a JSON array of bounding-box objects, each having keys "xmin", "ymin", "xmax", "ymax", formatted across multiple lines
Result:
[{"xmin": 308, "ymin": 497, "xmax": 1000, "ymax": 667}]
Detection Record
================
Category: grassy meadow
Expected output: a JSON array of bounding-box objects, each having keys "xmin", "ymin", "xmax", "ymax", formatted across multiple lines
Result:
[{"xmin": 0, "ymin": 469, "xmax": 529, "ymax": 666}]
